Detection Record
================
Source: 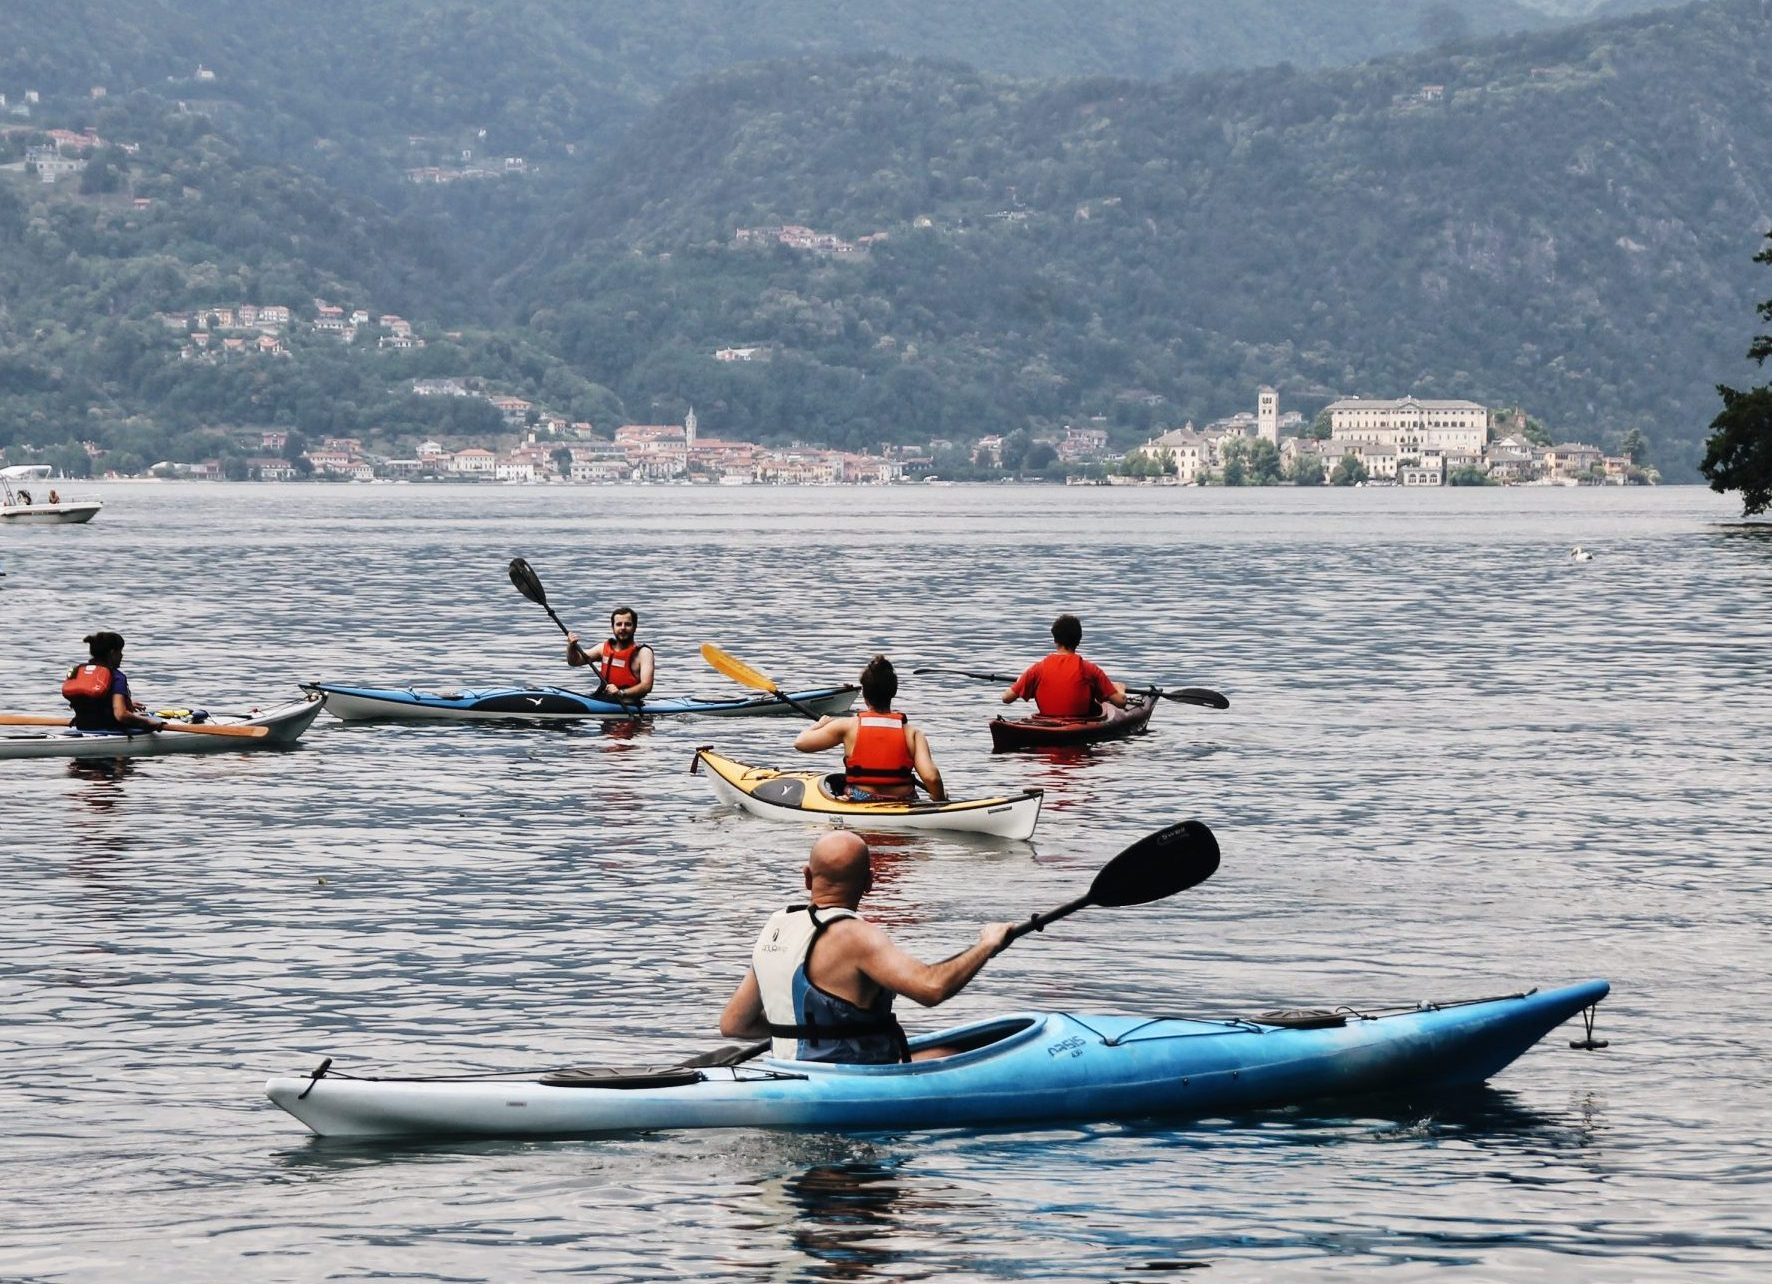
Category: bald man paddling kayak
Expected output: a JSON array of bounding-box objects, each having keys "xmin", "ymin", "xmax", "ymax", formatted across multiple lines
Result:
[{"xmin": 720, "ymin": 830, "xmax": 1015, "ymax": 1064}]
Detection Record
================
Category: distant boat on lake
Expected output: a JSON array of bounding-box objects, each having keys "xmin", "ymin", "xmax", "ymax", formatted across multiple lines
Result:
[{"xmin": 1, "ymin": 466, "xmax": 103, "ymax": 525}]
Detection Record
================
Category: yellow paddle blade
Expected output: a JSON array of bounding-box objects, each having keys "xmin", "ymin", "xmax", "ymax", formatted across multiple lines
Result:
[{"xmin": 699, "ymin": 642, "xmax": 781, "ymax": 694}]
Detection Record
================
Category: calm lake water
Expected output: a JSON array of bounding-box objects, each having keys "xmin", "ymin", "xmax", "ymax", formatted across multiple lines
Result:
[{"xmin": 2, "ymin": 481, "xmax": 1768, "ymax": 1282}]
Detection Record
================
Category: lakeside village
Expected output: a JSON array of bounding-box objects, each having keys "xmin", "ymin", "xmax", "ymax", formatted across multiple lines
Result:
[
  {"xmin": 9, "ymin": 375, "xmax": 1654, "ymax": 488},
  {"xmin": 36, "ymin": 374, "xmax": 1650, "ymax": 488}
]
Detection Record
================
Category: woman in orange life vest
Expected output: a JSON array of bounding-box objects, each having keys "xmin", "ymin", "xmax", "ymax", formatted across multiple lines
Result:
[
  {"xmin": 793, "ymin": 655, "xmax": 945, "ymax": 801},
  {"xmin": 564, "ymin": 605, "xmax": 655, "ymax": 702},
  {"xmin": 1001, "ymin": 612, "xmax": 1129, "ymax": 718},
  {"xmin": 62, "ymin": 631, "xmax": 168, "ymax": 733}
]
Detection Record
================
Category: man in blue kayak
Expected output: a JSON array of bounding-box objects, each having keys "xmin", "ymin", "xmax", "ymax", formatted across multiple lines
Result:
[
  {"xmin": 720, "ymin": 830, "xmax": 1014, "ymax": 1063},
  {"xmin": 564, "ymin": 605, "xmax": 655, "ymax": 702}
]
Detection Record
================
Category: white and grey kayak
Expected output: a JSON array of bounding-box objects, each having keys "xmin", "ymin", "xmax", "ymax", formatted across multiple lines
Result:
[
  {"xmin": 304, "ymin": 681, "xmax": 858, "ymax": 723},
  {"xmin": 693, "ymin": 746, "xmax": 1043, "ymax": 839},
  {"xmin": 0, "ymin": 695, "xmax": 322, "ymax": 760}
]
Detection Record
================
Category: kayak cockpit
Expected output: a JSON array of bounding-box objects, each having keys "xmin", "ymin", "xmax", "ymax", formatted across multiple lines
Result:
[
  {"xmin": 763, "ymin": 1014, "xmax": 1048, "ymax": 1074},
  {"xmin": 520, "ymin": 1017, "xmax": 1047, "ymax": 1091}
]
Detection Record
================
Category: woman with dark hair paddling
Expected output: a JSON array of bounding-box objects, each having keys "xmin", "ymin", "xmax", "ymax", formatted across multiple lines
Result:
[
  {"xmin": 794, "ymin": 655, "xmax": 945, "ymax": 801},
  {"xmin": 62, "ymin": 632, "xmax": 167, "ymax": 733}
]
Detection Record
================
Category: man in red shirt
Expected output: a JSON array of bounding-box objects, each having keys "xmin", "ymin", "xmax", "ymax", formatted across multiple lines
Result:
[{"xmin": 1001, "ymin": 614, "xmax": 1128, "ymax": 718}]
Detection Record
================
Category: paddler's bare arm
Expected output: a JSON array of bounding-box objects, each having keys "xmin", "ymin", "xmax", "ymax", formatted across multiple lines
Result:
[
  {"xmin": 625, "ymin": 645, "xmax": 656, "ymax": 698},
  {"xmin": 565, "ymin": 632, "xmax": 604, "ymax": 667},
  {"xmin": 844, "ymin": 919, "xmax": 1013, "ymax": 1008},
  {"xmin": 908, "ymin": 727, "xmax": 945, "ymax": 801},
  {"xmin": 793, "ymin": 715, "xmax": 849, "ymax": 753},
  {"xmin": 719, "ymin": 969, "xmax": 768, "ymax": 1039}
]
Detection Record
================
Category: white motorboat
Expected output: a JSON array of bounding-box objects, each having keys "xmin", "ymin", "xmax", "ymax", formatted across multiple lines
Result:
[{"xmin": 0, "ymin": 466, "xmax": 103, "ymax": 525}]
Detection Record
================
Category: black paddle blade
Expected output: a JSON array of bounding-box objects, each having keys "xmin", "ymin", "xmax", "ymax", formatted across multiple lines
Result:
[
  {"xmin": 1165, "ymin": 687, "xmax": 1230, "ymax": 710},
  {"xmin": 1088, "ymin": 820, "xmax": 1219, "ymax": 907},
  {"xmin": 508, "ymin": 557, "xmax": 548, "ymax": 606}
]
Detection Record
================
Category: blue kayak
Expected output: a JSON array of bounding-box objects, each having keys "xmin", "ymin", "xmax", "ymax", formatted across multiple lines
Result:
[
  {"xmin": 265, "ymin": 980, "xmax": 1608, "ymax": 1139},
  {"xmin": 304, "ymin": 681, "xmax": 858, "ymax": 723}
]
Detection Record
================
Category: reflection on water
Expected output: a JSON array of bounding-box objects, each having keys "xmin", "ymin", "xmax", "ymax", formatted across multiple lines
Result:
[
  {"xmin": 64, "ymin": 755, "xmax": 137, "ymax": 801},
  {"xmin": 1, "ymin": 484, "xmax": 1768, "ymax": 1281},
  {"xmin": 778, "ymin": 1159, "xmax": 910, "ymax": 1280}
]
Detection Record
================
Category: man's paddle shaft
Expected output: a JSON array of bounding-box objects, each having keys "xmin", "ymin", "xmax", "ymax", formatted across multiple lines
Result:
[
  {"xmin": 1005, "ymin": 894, "xmax": 1092, "ymax": 945},
  {"xmin": 700, "ymin": 643, "xmax": 822, "ymax": 720},
  {"xmin": 917, "ymin": 668, "xmax": 1228, "ymax": 709},
  {"xmin": 913, "ymin": 666, "xmax": 1018, "ymax": 684}
]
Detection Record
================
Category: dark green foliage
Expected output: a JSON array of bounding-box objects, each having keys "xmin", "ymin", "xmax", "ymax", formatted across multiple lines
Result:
[
  {"xmin": 1621, "ymin": 427, "xmax": 1648, "ymax": 465},
  {"xmin": 1701, "ymin": 231, "xmax": 1772, "ymax": 515},
  {"xmin": 1245, "ymin": 439, "xmax": 1283, "ymax": 486},
  {"xmin": 1287, "ymin": 453, "xmax": 1326, "ymax": 485},
  {"xmin": 1702, "ymin": 385, "xmax": 1772, "ymax": 513}
]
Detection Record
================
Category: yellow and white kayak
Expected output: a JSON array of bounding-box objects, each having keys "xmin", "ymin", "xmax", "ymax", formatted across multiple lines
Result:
[{"xmin": 692, "ymin": 746, "xmax": 1042, "ymax": 839}]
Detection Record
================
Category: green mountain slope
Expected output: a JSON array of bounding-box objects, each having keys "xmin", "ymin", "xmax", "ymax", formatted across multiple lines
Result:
[
  {"xmin": 513, "ymin": 0, "xmax": 1772, "ymax": 473},
  {"xmin": 0, "ymin": 0, "xmax": 1759, "ymax": 476}
]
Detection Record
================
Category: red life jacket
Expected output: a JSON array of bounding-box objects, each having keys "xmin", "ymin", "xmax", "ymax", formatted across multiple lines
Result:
[
  {"xmin": 845, "ymin": 710, "xmax": 915, "ymax": 791},
  {"xmin": 62, "ymin": 663, "xmax": 114, "ymax": 701},
  {"xmin": 599, "ymin": 641, "xmax": 645, "ymax": 690}
]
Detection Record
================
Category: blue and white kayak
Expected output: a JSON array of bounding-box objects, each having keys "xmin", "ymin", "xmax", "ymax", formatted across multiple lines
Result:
[
  {"xmin": 0, "ymin": 695, "xmax": 322, "ymax": 760},
  {"xmin": 265, "ymin": 979, "xmax": 1608, "ymax": 1139},
  {"xmin": 303, "ymin": 681, "xmax": 858, "ymax": 723}
]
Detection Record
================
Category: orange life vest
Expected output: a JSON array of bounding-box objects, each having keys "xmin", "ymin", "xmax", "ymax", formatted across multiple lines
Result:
[
  {"xmin": 62, "ymin": 663, "xmax": 114, "ymax": 701},
  {"xmin": 599, "ymin": 641, "xmax": 646, "ymax": 690},
  {"xmin": 845, "ymin": 710, "xmax": 915, "ymax": 791}
]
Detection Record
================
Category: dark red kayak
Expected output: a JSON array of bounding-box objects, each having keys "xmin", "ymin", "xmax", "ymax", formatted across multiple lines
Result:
[{"xmin": 989, "ymin": 691, "xmax": 1156, "ymax": 751}]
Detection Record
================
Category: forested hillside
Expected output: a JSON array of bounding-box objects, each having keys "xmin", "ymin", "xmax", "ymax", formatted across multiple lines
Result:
[
  {"xmin": 0, "ymin": 0, "xmax": 1679, "ymax": 218},
  {"xmin": 515, "ymin": 0, "xmax": 1772, "ymax": 472},
  {"xmin": 0, "ymin": 0, "xmax": 1763, "ymax": 477}
]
